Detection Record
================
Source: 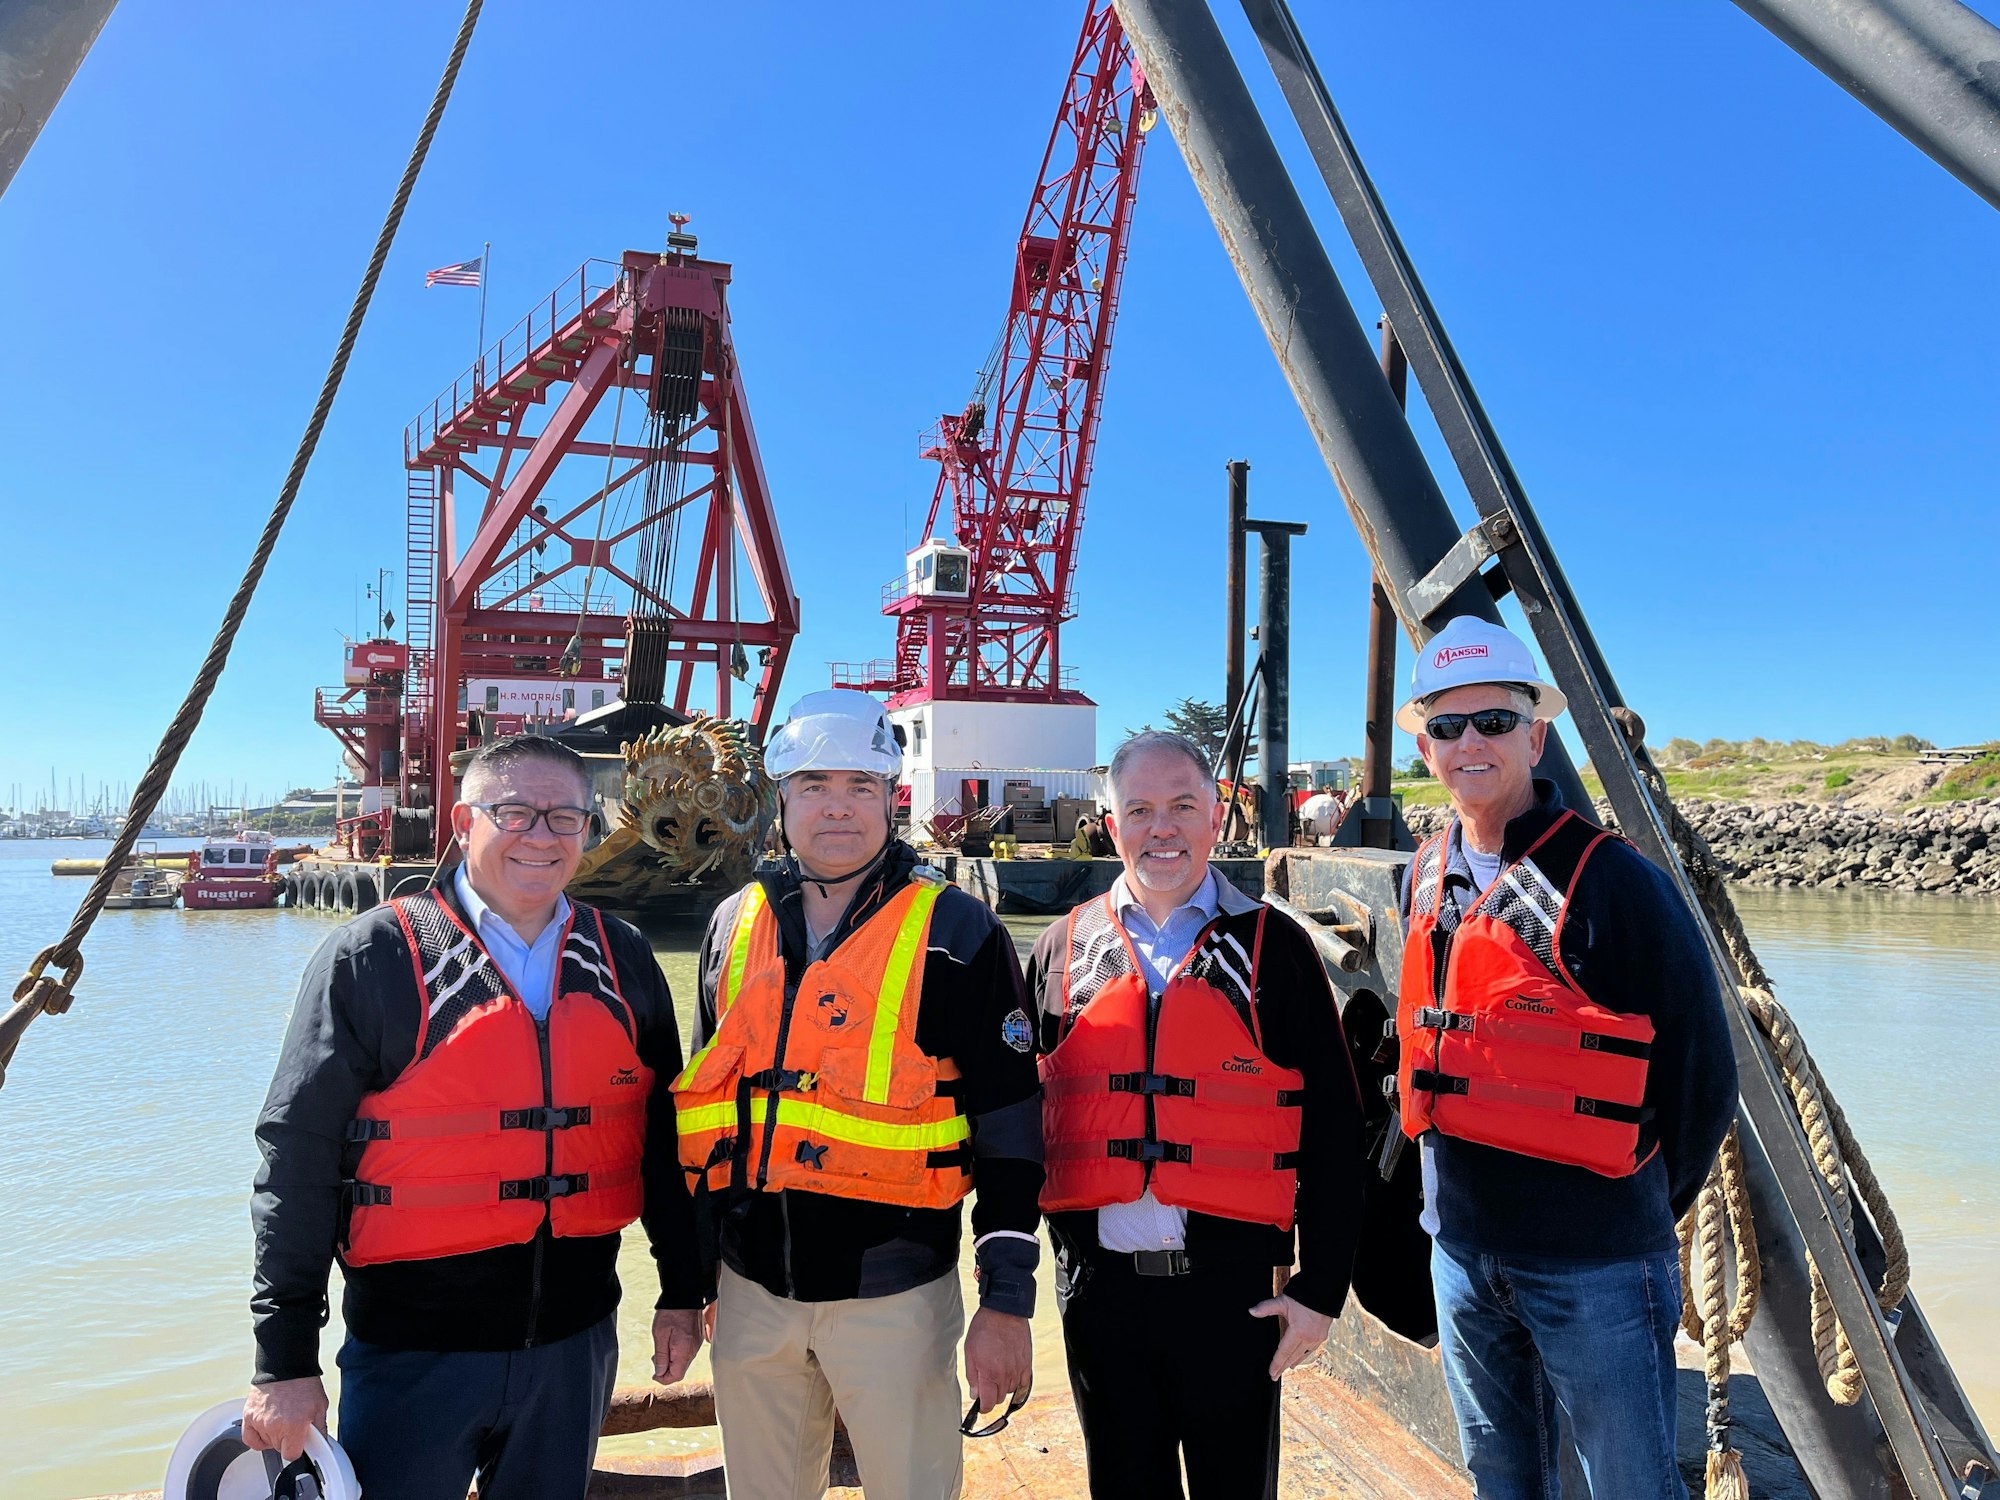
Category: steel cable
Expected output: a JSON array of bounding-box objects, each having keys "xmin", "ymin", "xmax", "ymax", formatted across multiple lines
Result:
[
  {"xmin": 1, "ymin": 0, "xmax": 486, "ymax": 1089},
  {"xmin": 1637, "ymin": 748, "xmax": 1911, "ymax": 1495}
]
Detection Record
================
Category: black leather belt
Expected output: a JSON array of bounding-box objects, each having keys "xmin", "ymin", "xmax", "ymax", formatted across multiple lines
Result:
[{"xmin": 1089, "ymin": 1247, "xmax": 1195, "ymax": 1277}]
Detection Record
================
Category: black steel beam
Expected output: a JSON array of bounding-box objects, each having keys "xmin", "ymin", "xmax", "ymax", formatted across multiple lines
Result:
[
  {"xmin": 1109, "ymin": 0, "xmax": 1594, "ymax": 818},
  {"xmin": 1123, "ymin": 0, "xmax": 1977, "ymax": 1492},
  {"xmin": 0, "ymin": 0, "xmax": 120, "ymax": 200},
  {"xmin": 1224, "ymin": 460, "xmax": 1249, "ymax": 771},
  {"xmin": 1248, "ymin": 518, "xmax": 1307, "ymax": 851},
  {"xmin": 1732, "ymin": 0, "xmax": 2000, "ymax": 213}
]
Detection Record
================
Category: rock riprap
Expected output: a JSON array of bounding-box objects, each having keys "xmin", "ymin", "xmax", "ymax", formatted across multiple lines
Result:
[{"xmin": 1402, "ymin": 797, "xmax": 2000, "ymax": 896}]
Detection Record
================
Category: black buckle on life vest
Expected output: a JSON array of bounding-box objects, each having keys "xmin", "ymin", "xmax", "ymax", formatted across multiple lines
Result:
[
  {"xmin": 747, "ymin": 1067, "xmax": 818, "ymax": 1093},
  {"xmin": 1132, "ymin": 1249, "xmax": 1195, "ymax": 1277},
  {"xmin": 1107, "ymin": 1137, "xmax": 1193, "ymax": 1165},
  {"xmin": 500, "ymin": 1105, "xmax": 593, "ymax": 1131},
  {"xmin": 500, "ymin": 1173, "xmax": 589, "ymax": 1201},
  {"xmin": 1413, "ymin": 1007, "xmax": 1474, "ymax": 1033},
  {"xmin": 345, "ymin": 1118, "xmax": 392, "ymax": 1142},
  {"xmin": 1409, "ymin": 1068, "xmax": 1470, "ymax": 1097},
  {"xmin": 1274, "ymin": 1088, "xmax": 1304, "ymax": 1108},
  {"xmin": 1574, "ymin": 1096, "xmax": 1648, "ymax": 1124},
  {"xmin": 347, "ymin": 1182, "xmax": 393, "ymax": 1207},
  {"xmin": 1107, "ymin": 1071, "xmax": 1196, "ymax": 1098},
  {"xmin": 1579, "ymin": 1032, "xmax": 1652, "ymax": 1060}
]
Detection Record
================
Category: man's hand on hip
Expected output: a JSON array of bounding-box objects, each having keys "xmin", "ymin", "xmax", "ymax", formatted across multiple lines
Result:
[
  {"xmin": 963, "ymin": 1307, "xmax": 1032, "ymax": 1414},
  {"xmin": 1250, "ymin": 1294, "xmax": 1333, "ymax": 1379},
  {"xmin": 652, "ymin": 1308, "xmax": 703, "ymax": 1385},
  {"xmin": 241, "ymin": 1377, "xmax": 329, "ymax": 1462}
]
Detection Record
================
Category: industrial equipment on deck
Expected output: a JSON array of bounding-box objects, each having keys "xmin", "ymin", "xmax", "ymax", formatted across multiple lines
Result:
[{"xmin": 315, "ymin": 240, "xmax": 801, "ymax": 858}]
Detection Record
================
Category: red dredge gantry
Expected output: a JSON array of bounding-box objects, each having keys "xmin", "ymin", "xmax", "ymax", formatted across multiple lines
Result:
[{"xmin": 320, "ymin": 238, "xmax": 800, "ymax": 858}]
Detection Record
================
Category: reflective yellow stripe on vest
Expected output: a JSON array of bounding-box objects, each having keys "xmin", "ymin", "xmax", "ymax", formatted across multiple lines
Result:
[
  {"xmin": 678, "ymin": 883, "xmax": 767, "ymax": 1084},
  {"xmin": 865, "ymin": 881, "xmax": 943, "ymax": 1104},
  {"xmin": 676, "ymin": 1097, "xmax": 970, "ymax": 1152}
]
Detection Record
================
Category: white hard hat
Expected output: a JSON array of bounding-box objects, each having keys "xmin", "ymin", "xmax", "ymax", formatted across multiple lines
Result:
[
  {"xmin": 764, "ymin": 689, "xmax": 903, "ymax": 781},
  {"xmin": 164, "ymin": 1399, "xmax": 360, "ymax": 1500},
  {"xmin": 1395, "ymin": 616, "xmax": 1568, "ymax": 734}
]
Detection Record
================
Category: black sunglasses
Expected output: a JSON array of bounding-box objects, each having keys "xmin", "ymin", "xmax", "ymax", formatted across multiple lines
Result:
[
  {"xmin": 961, "ymin": 1384, "xmax": 1032, "ymax": 1438},
  {"xmin": 1424, "ymin": 708, "xmax": 1530, "ymax": 741}
]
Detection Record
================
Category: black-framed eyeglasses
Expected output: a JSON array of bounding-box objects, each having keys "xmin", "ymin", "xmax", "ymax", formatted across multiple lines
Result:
[
  {"xmin": 1424, "ymin": 708, "xmax": 1530, "ymax": 741},
  {"xmin": 471, "ymin": 802, "xmax": 593, "ymax": 836},
  {"xmin": 961, "ymin": 1384, "xmax": 1032, "ymax": 1439}
]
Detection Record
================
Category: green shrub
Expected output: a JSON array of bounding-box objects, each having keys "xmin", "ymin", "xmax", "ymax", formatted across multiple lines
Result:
[
  {"xmin": 1824, "ymin": 770, "xmax": 1851, "ymax": 790},
  {"xmin": 1781, "ymin": 782, "xmax": 1807, "ymax": 795}
]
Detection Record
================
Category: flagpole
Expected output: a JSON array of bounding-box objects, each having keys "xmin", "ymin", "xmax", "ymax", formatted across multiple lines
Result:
[{"xmin": 475, "ymin": 240, "xmax": 490, "ymax": 385}]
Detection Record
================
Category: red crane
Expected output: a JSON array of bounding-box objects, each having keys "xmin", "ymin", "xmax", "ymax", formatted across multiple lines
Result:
[{"xmin": 836, "ymin": 2, "xmax": 1151, "ymax": 710}]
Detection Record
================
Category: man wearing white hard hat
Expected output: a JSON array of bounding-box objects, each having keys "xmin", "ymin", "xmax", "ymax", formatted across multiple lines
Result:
[
  {"xmin": 1389, "ymin": 617, "xmax": 1735, "ymax": 1498},
  {"xmin": 674, "ymin": 689, "xmax": 1042, "ymax": 1500}
]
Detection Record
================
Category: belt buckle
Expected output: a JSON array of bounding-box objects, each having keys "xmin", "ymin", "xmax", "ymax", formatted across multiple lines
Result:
[{"xmin": 1132, "ymin": 1249, "xmax": 1192, "ymax": 1277}]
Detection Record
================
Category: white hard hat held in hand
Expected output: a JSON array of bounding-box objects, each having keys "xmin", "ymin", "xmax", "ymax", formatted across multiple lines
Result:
[
  {"xmin": 1395, "ymin": 616, "xmax": 1568, "ymax": 734},
  {"xmin": 164, "ymin": 1399, "xmax": 360, "ymax": 1500},
  {"xmin": 764, "ymin": 689, "xmax": 904, "ymax": 781}
]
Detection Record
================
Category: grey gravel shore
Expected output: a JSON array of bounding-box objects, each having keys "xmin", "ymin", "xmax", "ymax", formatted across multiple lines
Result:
[{"xmin": 1403, "ymin": 797, "xmax": 2000, "ymax": 897}]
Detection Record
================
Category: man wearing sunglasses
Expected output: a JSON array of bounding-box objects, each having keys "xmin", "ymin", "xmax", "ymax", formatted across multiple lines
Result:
[
  {"xmin": 244, "ymin": 734, "xmax": 706, "ymax": 1500},
  {"xmin": 1026, "ymin": 730, "xmax": 1368, "ymax": 1500},
  {"xmin": 1390, "ymin": 617, "xmax": 1735, "ymax": 1499}
]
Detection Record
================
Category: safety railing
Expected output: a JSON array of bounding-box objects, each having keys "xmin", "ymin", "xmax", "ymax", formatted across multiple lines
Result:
[{"xmin": 405, "ymin": 258, "xmax": 624, "ymax": 464}]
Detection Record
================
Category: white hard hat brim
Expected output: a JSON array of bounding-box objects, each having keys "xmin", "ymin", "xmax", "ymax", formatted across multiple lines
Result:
[
  {"xmin": 1396, "ymin": 680, "xmax": 1568, "ymax": 736},
  {"xmin": 164, "ymin": 1398, "xmax": 361, "ymax": 1500}
]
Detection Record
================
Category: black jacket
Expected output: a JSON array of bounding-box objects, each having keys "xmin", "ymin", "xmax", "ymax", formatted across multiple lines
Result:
[
  {"xmin": 1399, "ymin": 779, "xmax": 1739, "ymax": 1259},
  {"xmin": 249, "ymin": 878, "xmax": 703, "ymax": 1383},
  {"xmin": 691, "ymin": 843, "xmax": 1045, "ymax": 1317},
  {"xmin": 1025, "ymin": 871, "xmax": 1369, "ymax": 1319}
]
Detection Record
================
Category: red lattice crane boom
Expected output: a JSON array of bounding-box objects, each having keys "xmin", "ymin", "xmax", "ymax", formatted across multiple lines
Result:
[{"xmin": 837, "ymin": 2, "xmax": 1151, "ymax": 707}]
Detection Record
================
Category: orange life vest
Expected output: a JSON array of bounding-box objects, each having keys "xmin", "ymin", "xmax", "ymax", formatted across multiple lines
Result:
[
  {"xmin": 341, "ymin": 890, "xmax": 651, "ymax": 1267},
  {"xmin": 1396, "ymin": 811, "xmax": 1656, "ymax": 1177},
  {"xmin": 671, "ymin": 875, "xmax": 972, "ymax": 1211},
  {"xmin": 1040, "ymin": 895, "xmax": 1304, "ymax": 1231}
]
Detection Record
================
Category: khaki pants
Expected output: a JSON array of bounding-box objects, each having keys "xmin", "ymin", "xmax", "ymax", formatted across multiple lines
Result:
[{"xmin": 711, "ymin": 1262, "xmax": 965, "ymax": 1500}]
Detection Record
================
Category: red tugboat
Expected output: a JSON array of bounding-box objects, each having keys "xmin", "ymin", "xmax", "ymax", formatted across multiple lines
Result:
[{"xmin": 182, "ymin": 830, "xmax": 283, "ymax": 911}]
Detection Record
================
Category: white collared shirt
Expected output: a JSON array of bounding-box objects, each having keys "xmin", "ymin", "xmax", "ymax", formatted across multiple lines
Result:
[
  {"xmin": 1095, "ymin": 868, "xmax": 1219, "ymax": 1253},
  {"xmin": 454, "ymin": 865, "xmax": 571, "ymax": 1022}
]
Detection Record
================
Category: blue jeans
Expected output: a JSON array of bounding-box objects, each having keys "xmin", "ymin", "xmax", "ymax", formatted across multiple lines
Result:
[
  {"xmin": 1432, "ymin": 1239, "xmax": 1684, "ymax": 1500},
  {"xmin": 335, "ymin": 1313, "xmax": 618, "ymax": 1500}
]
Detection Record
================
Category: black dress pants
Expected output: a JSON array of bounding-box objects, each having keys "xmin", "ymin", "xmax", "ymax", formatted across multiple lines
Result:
[{"xmin": 1059, "ymin": 1254, "xmax": 1283, "ymax": 1500}]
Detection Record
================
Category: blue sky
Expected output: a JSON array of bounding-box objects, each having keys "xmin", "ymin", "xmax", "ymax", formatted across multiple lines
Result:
[{"xmin": 2, "ymin": 0, "xmax": 1995, "ymax": 806}]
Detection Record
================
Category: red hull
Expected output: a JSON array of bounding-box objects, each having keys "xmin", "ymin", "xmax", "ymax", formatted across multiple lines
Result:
[{"xmin": 182, "ymin": 876, "xmax": 280, "ymax": 910}]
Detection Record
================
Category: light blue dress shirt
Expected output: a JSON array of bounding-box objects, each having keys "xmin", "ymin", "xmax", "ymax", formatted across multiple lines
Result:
[
  {"xmin": 454, "ymin": 865, "xmax": 571, "ymax": 1022},
  {"xmin": 1096, "ymin": 867, "xmax": 1219, "ymax": 1252}
]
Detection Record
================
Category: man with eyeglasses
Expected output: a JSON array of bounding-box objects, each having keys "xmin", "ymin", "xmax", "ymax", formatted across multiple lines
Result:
[
  {"xmin": 1389, "ymin": 617, "xmax": 1735, "ymax": 1499},
  {"xmin": 243, "ymin": 734, "xmax": 706, "ymax": 1500}
]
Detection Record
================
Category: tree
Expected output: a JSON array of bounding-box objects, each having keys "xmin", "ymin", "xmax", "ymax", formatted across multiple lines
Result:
[{"xmin": 1127, "ymin": 697, "xmax": 1233, "ymax": 767}]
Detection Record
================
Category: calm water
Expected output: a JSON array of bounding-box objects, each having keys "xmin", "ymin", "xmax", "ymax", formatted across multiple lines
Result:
[{"xmin": 1, "ymin": 840, "xmax": 1996, "ymax": 1497}]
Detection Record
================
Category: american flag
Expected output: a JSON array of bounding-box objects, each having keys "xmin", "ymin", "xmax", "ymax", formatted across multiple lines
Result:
[{"xmin": 425, "ymin": 256, "xmax": 483, "ymax": 288}]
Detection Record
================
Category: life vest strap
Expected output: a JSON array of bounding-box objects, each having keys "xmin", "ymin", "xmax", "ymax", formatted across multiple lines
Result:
[
  {"xmin": 1107, "ymin": 1137, "xmax": 1193, "ymax": 1165},
  {"xmin": 1414, "ymin": 1007, "xmax": 1653, "ymax": 1061},
  {"xmin": 500, "ymin": 1105, "xmax": 593, "ymax": 1130},
  {"xmin": 1109, "ymin": 1070, "xmax": 1197, "ymax": 1098},
  {"xmin": 1409, "ymin": 1068, "xmax": 1649, "ymax": 1125}
]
